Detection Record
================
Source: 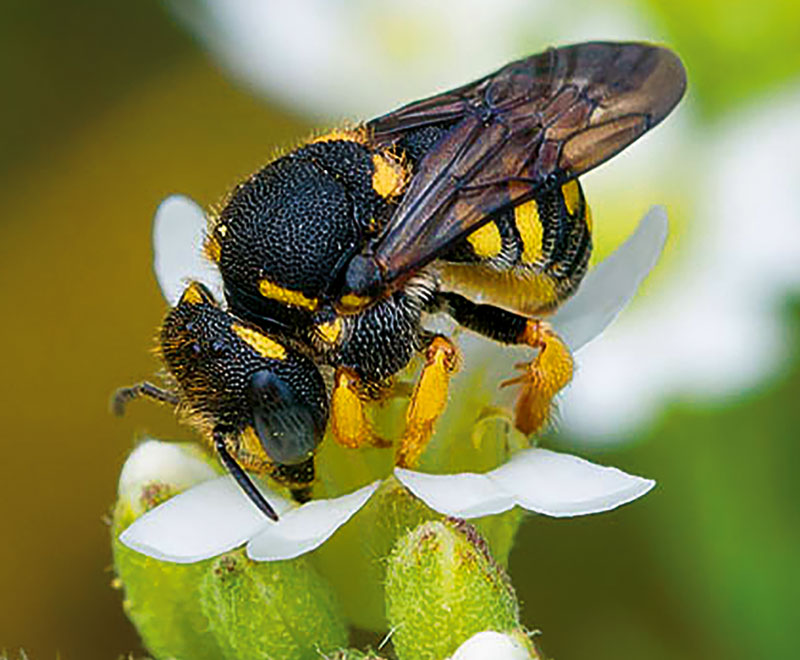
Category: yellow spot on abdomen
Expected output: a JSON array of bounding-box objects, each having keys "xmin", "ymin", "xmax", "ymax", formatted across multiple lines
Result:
[
  {"xmin": 438, "ymin": 262, "xmax": 560, "ymax": 317},
  {"xmin": 561, "ymin": 179, "xmax": 581, "ymax": 216},
  {"xmin": 232, "ymin": 324, "xmax": 287, "ymax": 361},
  {"xmin": 316, "ymin": 317, "xmax": 343, "ymax": 344},
  {"xmin": 258, "ymin": 279, "xmax": 318, "ymax": 311},
  {"xmin": 467, "ymin": 222, "xmax": 503, "ymax": 259},
  {"xmin": 514, "ymin": 199, "xmax": 543, "ymax": 265},
  {"xmin": 372, "ymin": 152, "xmax": 408, "ymax": 199}
]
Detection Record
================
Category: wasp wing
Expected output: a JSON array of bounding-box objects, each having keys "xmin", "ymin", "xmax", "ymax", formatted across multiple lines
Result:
[{"xmin": 365, "ymin": 42, "xmax": 686, "ymax": 289}]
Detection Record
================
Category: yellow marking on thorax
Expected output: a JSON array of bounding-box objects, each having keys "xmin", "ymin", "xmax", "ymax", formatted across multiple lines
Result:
[
  {"xmin": 372, "ymin": 152, "xmax": 408, "ymax": 199},
  {"xmin": 338, "ymin": 293, "xmax": 371, "ymax": 312},
  {"xmin": 180, "ymin": 282, "xmax": 208, "ymax": 305},
  {"xmin": 467, "ymin": 222, "xmax": 503, "ymax": 258},
  {"xmin": 585, "ymin": 203, "xmax": 593, "ymax": 232},
  {"xmin": 310, "ymin": 127, "xmax": 367, "ymax": 144},
  {"xmin": 258, "ymin": 279, "xmax": 319, "ymax": 311},
  {"xmin": 232, "ymin": 323, "xmax": 287, "ymax": 361},
  {"xmin": 514, "ymin": 199, "xmax": 543, "ymax": 265},
  {"xmin": 315, "ymin": 317, "xmax": 343, "ymax": 344},
  {"xmin": 561, "ymin": 179, "xmax": 581, "ymax": 216}
]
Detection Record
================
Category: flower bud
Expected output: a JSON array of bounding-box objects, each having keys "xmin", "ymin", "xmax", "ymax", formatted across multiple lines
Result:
[
  {"xmin": 385, "ymin": 519, "xmax": 523, "ymax": 659},
  {"xmin": 112, "ymin": 440, "xmax": 225, "ymax": 660},
  {"xmin": 313, "ymin": 649, "xmax": 388, "ymax": 659},
  {"xmin": 200, "ymin": 551, "xmax": 347, "ymax": 659},
  {"xmin": 450, "ymin": 630, "xmax": 540, "ymax": 660}
]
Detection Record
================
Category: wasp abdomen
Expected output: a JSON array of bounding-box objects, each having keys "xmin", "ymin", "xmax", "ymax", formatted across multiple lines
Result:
[{"xmin": 437, "ymin": 179, "xmax": 592, "ymax": 316}]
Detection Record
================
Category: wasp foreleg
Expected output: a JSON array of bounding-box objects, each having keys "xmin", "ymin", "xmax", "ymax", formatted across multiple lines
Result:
[{"xmin": 330, "ymin": 367, "xmax": 391, "ymax": 450}]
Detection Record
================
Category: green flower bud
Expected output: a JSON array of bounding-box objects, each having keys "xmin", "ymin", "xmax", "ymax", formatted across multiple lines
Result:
[
  {"xmin": 385, "ymin": 519, "xmax": 522, "ymax": 660},
  {"xmin": 200, "ymin": 551, "xmax": 347, "ymax": 660},
  {"xmin": 112, "ymin": 441, "xmax": 226, "ymax": 660}
]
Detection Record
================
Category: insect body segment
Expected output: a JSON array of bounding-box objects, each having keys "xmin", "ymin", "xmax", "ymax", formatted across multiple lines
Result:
[
  {"xmin": 117, "ymin": 42, "xmax": 686, "ymax": 517},
  {"xmin": 439, "ymin": 178, "xmax": 592, "ymax": 317},
  {"xmin": 115, "ymin": 282, "xmax": 328, "ymax": 514}
]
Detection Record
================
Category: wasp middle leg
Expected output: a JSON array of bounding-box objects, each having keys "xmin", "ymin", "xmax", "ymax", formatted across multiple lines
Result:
[{"xmin": 396, "ymin": 334, "xmax": 460, "ymax": 469}]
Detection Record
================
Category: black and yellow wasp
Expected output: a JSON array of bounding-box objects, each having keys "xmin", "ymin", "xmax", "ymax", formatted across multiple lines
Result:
[{"xmin": 115, "ymin": 42, "xmax": 686, "ymax": 520}]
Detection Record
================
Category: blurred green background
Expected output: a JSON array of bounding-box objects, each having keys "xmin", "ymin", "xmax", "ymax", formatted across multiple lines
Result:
[{"xmin": 0, "ymin": 1, "xmax": 797, "ymax": 658}]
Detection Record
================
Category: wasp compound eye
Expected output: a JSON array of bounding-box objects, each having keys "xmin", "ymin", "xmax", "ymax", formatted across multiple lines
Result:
[{"xmin": 247, "ymin": 366, "xmax": 328, "ymax": 466}]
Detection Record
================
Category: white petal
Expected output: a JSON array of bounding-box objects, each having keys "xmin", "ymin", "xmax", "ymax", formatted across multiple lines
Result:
[
  {"xmin": 152, "ymin": 194, "xmax": 224, "ymax": 306},
  {"xmin": 394, "ymin": 469, "xmax": 514, "ymax": 519},
  {"xmin": 490, "ymin": 448, "xmax": 655, "ymax": 517},
  {"xmin": 550, "ymin": 205, "xmax": 668, "ymax": 352},
  {"xmin": 247, "ymin": 481, "xmax": 380, "ymax": 561},
  {"xmin": 119, "ymin": 476, "xmax": 292, "ymax": 563},
  {"xmin": 395, "ymin": 448, "xmax": 654, "ymax": 519},
  {"xmin": 450, "ymin": 631, "xmax": 532, "ymax": 660},
  {"xmin": 118, "ymin": 439, "xmax": 218, "ymax": 517}
]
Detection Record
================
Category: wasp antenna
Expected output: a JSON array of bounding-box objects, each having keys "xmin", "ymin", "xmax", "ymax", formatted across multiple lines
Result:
[
  {"xmin": 111, "ymin": 382, "xmax": 178, "ymax": 416},
  {"xmin": 214, "ymin": 431, "xmax": 280, "ymax": 522}
]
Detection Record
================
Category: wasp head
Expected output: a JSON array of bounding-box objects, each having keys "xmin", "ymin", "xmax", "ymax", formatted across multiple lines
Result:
[{"xmin": 159, "ymin": 282, "xmax": 329, "ymax": 466}]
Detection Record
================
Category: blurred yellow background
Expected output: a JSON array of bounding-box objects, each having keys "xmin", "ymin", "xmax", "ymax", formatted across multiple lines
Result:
[{"xmin": 0, "ymin": 1, "xmax": 797, "ymax": 658}]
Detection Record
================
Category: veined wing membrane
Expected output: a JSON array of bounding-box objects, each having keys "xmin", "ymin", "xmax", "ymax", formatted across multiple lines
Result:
[{"xmin": 363, "ymin": 42, "xmax": 686, "ymax": 290}]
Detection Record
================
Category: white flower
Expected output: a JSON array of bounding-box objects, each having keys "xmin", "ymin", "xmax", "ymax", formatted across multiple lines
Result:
[
  {"xmin": 449, "ymin": 631, "xmax": 532, "ymax": 660},
  {"xmin": 118, "ymin": 197, "xmax": 666, "ymax": 563},
  {"xmin": 395, "ymin": 448, "xmax": 653, "ymax": 519},
  {"xmin": 168, "ymin": 0, "xmax": 659, "ymax": 120},
  {"xmin": 118, "ymin": 441, "xmax": 380, "ymax": 563}
]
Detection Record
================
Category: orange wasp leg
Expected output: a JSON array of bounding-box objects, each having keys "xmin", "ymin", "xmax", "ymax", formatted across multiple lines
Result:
[
  {"xmin": 500, "ymin": 319, "xmax": 574, "ymax": 436},
  {"xmin": 396, "ymin": 336, "xmax": 460, "ymax": 468},
  {"xmin": 330, "ymin": 367, "xmax": 392, "ymax": 450}
]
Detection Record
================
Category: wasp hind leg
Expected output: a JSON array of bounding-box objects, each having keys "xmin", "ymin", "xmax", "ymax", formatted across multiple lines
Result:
[
  {"xmin": 435, "ymin": 292, "xmax": 573, "ymax": 437},
  {"xmin": 499, "ymin": 320, "xmax": 573, "ymax": 435},
  {"xmin": 396, "ymin": 335, "xmax": 460, "ymax": 468}
]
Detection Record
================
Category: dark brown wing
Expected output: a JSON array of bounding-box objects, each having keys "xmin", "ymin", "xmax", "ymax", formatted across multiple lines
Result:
[{"xmin": 350, "ymin": 42, "xmax": 685, "ymax": 294}]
